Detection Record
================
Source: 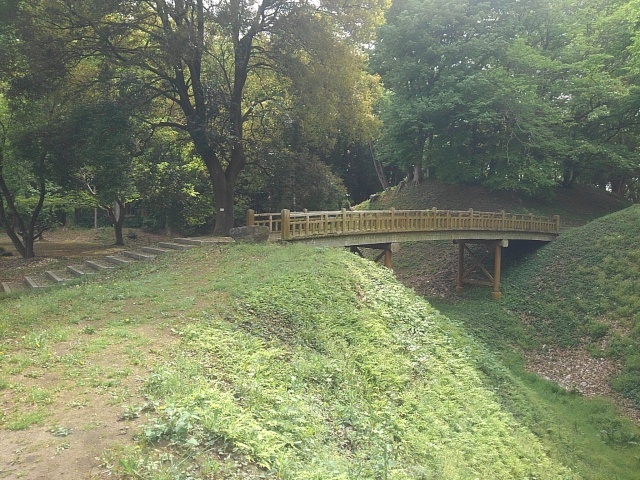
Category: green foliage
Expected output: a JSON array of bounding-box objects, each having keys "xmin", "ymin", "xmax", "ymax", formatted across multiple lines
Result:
[
  {"xmin": 133, "ymin": 136, "xmax": 214, "ymax": 235},
  {"xmin": 373, "ymin": 0, "xmax": 640, "ymax": 197},
  {"xmin": 240, "ymin": 150, "xmax": 348, "ymax": 212}
]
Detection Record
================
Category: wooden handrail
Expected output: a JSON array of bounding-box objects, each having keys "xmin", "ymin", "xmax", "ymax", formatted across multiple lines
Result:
[{"xmin": 249, "ymin": 208, "xmax": 560, "ymax": 240}]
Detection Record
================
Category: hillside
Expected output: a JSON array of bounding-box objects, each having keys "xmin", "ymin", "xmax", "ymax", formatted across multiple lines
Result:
[
  {"xmin": 364, "ymin": 180, "xmax": 630, "ymax": 225},
  {"xmin": 361, "ymin": 180, "xmax": 631, "ymax": 298},
  {"xmin": 361, "ymin": 180, "xmax": 640, "ymax": 475},
  {"xmin": 501, "ymin": 206, "xmax": 640, "ymax": 405},
  {"xmin": 5, "ymin": 242, "xmax": 636, "ymax": 479}
]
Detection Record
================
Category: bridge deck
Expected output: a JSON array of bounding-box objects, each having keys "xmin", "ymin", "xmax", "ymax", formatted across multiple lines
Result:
[
  {"xmin": 248, "ymin": 208, "xmax": 560, "ymax": 300},
  {"xmin": 248, "ymin": 208, "xmax": 560, "ymax": 244}
]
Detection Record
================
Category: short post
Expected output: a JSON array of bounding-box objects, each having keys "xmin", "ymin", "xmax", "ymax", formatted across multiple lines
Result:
[
  {"xmin": 384, "ymin": 246, "xmax": 393, "ymax": 269},
  {"xmin": 281, "ymin": 209, "xmax": 291, "ymax": 240},
  {"xmin": 554, "ymin": 215, "xmax": 560, "ymax": 233},
  {"xmin": 492, "ymin": 241, "xmax": 502, "ymax": 300},
  {"xmin": 246, "ymin": 209, "xmax": 255, "ymax": 226},
  {"xmin": 456, "ymin": 241, "xmax": 464, "ymax": 292}
]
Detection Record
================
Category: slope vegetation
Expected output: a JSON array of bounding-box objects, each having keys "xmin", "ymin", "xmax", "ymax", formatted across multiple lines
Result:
[
  {"xmin": 111, "ymin": 245, "xmax": 573, "ymax": 479},
  {"xmin": 1, "ymin": 243, "xmax": 578, "ymax": 479},
  {"xmin": 502, "ymin": 205, "xmax": 640, "ymax": 404}
]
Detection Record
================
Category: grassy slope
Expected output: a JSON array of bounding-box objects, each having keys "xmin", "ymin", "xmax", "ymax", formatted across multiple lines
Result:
[
  {"xmin": 502, "ymin": 205, "xmax": 640, "ymax": 401},
  {"xmin": 358, "ymin": 180, "xmax": 640, "ymax": 478},
  {"xmin": 1, "ymin": 244, "xmax": 579, "ymax": 479}
]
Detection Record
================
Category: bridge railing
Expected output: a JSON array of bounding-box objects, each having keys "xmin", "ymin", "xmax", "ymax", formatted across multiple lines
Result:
[{"xmin": 247, "ymin": 208, "xmax": 560, "ymax": 240}]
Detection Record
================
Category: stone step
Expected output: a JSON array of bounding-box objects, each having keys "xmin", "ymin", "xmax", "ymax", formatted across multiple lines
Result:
[
  {"xmin": 105, "ymin": 255, "xmax": 133, "ymax": 266},
  {"xmin": 85, "ymin": 260, "xmax": 115, "ymax": 271},
  {"xmin": 45, "ymin": 270, "xmax": 67, "ymax": 284},
  {"xmin": 156, "ymin": 242, "xmax": 194, "ymax": 251},
  {"xmin": 173, "ymin": 237, "xmax": 235, "ymax": 246},
  {"xmin": 24, "ymin": 276, "xmax": 46, "ymax": 289},
  {"xmin": 123, "ymin": 251, "xmax": 156, "ymax": 261},
  {"xmin": 67, "ymin": 265, "xmax": 96, "ymax": 277},
  {"xmin": 2, "ymin": 281, "xmax": 20, "ymax": 293},
  {"xmin": 141, "ymin": 246, "xmax": 171, "ymax": 255}
]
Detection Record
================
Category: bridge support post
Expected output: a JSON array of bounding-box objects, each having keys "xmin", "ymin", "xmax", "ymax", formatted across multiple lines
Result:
[
  {"xmin": 456, "ymin": 241, "xmax": 465, "ymax": 292},
  {"xmin": 492, "ymin": 242, "xmax": 502, "ymax": 300},
  {"xmin": 384, "ymin": 247, "xmax": 392, "ymax": 269},
  {"xmin": 456, "ymin": 239, "xmax": 507, "ymax": 300}
]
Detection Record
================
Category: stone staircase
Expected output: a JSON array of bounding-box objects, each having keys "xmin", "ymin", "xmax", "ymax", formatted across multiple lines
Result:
[{"xmin": 1, "ymin": 236, "xmax": 235, "ymax": 294}]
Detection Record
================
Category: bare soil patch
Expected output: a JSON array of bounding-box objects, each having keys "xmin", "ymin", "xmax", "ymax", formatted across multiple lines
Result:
[
  {"xmin": 0, "ymin": 227, "xmax": 182, "ymax": 479},
  {"xmin": 0, "ymin": 324, "xmax": 179, "ymax": 480}
]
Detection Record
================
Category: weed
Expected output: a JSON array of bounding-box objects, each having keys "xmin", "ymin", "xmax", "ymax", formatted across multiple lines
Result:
[
  {"xmin": 49, "ymin": 425, "xmax": 74, "ymax": 437},
  {"xmin": 82, "ymin": 325, "xmax": 96, "ymax": 335},
  {"xmin": 6, "ymin": 409, "xmax": 47, "ymax": 430},
  {"xmin": 55, "ymin": 442, "xmax": 71, "ymax": 454}
]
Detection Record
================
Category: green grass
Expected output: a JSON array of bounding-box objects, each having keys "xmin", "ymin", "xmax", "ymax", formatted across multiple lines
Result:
[
  {"xmin": 498, "ymin": 205, "xmax": 640, "ymax": 403},
  {"xmin": 432, "ymin": 298, "xmax": 640, "ymax": 480},
  {"xmin": 2, "ymin": 241, "xmax": 640, "ymax": 478},
  {"xmin": 109, "ymin": 245, "xmax": 574, "ymax": 479}
]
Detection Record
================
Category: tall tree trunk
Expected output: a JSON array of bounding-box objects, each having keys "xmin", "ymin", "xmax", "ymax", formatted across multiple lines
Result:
[
  {"xmin": 410, "ymin": 129, "xmax": 427, "ymax": 186},
  {"xmin": 107, "ymin": 199, "xmax": 125, "ymax": 245},
  {"xmin": 369, "ymin": 141, "xmax": 389, "ymax": 190},
  {"xmin": 212, "ymin": 174, "xmax": 236, "ymax": 235}
]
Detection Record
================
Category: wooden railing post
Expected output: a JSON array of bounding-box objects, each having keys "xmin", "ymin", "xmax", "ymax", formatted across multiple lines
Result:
[
  {"xmin": 553, "ymin": 215, "xmax": 560, "ymax": 233},
  {"xmin": 281, "ymin": 209, "xmax": 291, "ymax": 240},
  {"xmin": 342, "ymin": 208, "xmax": 347, "ymax": 233},
  {"xmin": 246, "ymin": 209, "xmax": 255, "ymax": 226}
]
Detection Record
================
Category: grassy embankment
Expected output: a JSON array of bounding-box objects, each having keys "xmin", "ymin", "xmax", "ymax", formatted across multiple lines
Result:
[
  {"xmin": 362, "ymin": 181, "xmax": 640, "ymax": 478},
  {"xmin": 430, "ymin": 207, "xmax": 640, "ymax": 479},
  {"xmin": 1, "ymin": 241, "xmax": 592, "ymax": 479}
]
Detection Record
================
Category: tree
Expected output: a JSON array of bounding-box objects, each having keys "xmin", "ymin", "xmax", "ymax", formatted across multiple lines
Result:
[
  {"xmin": 51, "ymin": 98, "xmax": 140, "ymax": 245},
  {"xmin": 133, "ymin": 133, "xmax": 215, "ymax": 236},
  {"xmin": 372, "ymin": 0, "xmax": 640, "ymax": 197},
  {"xmin": 0, "ymin": 1, "xmax": 72, "ymax": 257},
  {"xmin": 44, "ymin": 0, "xmax": 388, "ymax": 233}
]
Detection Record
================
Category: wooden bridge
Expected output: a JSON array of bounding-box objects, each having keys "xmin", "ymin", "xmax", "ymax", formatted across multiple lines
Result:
[{"xmin": 247, "ymin": 208, "xmax": 560, "ymax": 299}]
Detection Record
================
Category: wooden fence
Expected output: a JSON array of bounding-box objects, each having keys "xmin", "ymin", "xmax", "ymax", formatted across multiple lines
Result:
[{"xmin": 247, "ymin": 208, "xmax": 560, "ymax": 241}]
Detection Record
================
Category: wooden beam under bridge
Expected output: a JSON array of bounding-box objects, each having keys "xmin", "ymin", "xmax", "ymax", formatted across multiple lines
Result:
[
  {"xmin": 456, "ymin": 239, "xmax": 508, "ymax": 300},
  {"xmin": 349, "ymin": 243, "xmax": 400, "ymax": 269}
]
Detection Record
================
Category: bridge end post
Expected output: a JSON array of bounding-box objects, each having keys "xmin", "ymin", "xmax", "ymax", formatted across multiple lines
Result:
[
  {"xmin": 281, "ymin": 209, "xmax": 291, "ymax": 240},
  {"xmin": 246, "ymin": 209, "xmax": 255, "ymax": 226}
]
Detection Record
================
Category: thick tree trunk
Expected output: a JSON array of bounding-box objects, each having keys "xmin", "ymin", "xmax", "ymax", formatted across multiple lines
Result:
[
  {"xmin": 410, "ymin": 129, "xmax": 427, "ymax": 185},
  {"xmin": 107, "ymin": 199, "xmax": 125, "ymax": 245}
]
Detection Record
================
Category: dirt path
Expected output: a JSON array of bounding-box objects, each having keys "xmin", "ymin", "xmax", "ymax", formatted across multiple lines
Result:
[{"xmin": 0, "ymin": 228, "xmax": 179, "ymax": 479}]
